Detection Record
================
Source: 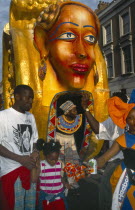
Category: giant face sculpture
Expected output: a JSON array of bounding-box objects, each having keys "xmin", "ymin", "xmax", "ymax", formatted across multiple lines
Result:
[
  {"xmin": 3, "ymin": 0, "xmax": 109, "ymax": 158},
  {"xmin": 34, "ymin": 2, "xmax": 100, "ymax": 90},
  {"xmin": 46, "ymin": 5, "xmax": 98, "ymax": 89}
]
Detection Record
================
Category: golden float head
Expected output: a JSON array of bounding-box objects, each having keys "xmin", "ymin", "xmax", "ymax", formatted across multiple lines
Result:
[
  {"xmin": 34, "ymin": 1, "xmax": 100, "ymax": 89},
  {"xmin": 2, "ymin": 0, "xmax": 109, "ymax": 159}
]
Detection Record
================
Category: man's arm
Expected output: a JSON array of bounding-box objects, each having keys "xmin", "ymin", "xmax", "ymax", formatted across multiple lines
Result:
[
  {"xmin": 81, "ymin": 93, "xmax": 99, "ymax": 134},
  {"xmin": 97, "ymin": 141, "xmax": 120, "ymax": 168},
  {"xmin": 31, "ymin": 158, "xmax": 40, "ymax": 183},
  {"xmin": 0, "ymin": 145, "xmax": 36, "ymax": 170}
]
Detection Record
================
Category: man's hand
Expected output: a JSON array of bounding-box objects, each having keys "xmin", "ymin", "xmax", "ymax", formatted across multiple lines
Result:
[
  {"xmin": 64, "ymin": 182, "xmax": 71, "ymax": 190},
  {"xmin": 18, "ymin": 155, "xmax": 36, "ymax": 170},
  {"xmin": 80, "ymin": 93, "xmax": 100, "ymax": 134},
  {"xmin": 81, "ymin": 93, "xmax": 89, "ymax": 110},
  {"xmin": 30, "ymin": 151, "xmax": 39, "ymax": 161}
]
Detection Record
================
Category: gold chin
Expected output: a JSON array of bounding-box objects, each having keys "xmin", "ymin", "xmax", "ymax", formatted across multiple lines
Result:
[{"xmin": 2, "ymin": 0, "xmax": 110, "ymax": 159}]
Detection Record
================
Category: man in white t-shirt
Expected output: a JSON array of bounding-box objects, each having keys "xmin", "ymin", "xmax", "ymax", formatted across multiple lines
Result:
[
  {"xmin": 0, "ymin": 85, "xmax": 38, "ymax": 209},
  {"xmin": 81, "ymin": 92, "xmax": 128, "ymax": 161}
]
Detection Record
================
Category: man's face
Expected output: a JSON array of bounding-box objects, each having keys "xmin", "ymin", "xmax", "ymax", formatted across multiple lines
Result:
[
  {"xmin": 126, "ymin": 109, "xmax": 135, "ymax": 133},
  {"xmin": 16, "ymin": 89, "xmax": 34, "ymax": 113}
]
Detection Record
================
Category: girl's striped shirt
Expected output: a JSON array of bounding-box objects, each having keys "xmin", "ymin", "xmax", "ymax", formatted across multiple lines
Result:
[{"xmin": 39, "ymin": 160, "xmax": 63, "ymax": 194}]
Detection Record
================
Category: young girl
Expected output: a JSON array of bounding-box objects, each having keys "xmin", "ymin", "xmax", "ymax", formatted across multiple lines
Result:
[
  {"xmin": 97, "ymin": 96, "xmax": 135, "ymax": 210},
  {"xmin": 31, "ymin": 139, "xmax": 68, "ymax": 210}
]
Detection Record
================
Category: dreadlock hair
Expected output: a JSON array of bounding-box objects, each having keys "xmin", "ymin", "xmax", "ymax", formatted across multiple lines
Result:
[
  {"xmin": 14, "ymin": 85, "xmax": 33, "ymax": 96},
  {"xmin": 112, "ymin": 92, "xmax": 128, "ymax": 103},
  {"xmin": 36, "ymin": 138, "xmax": 62, "ymax": 156}
]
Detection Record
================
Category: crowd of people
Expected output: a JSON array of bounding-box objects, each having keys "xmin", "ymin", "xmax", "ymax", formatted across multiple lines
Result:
[{"xmin": 0, "ymin": 84, "xmax": 135, "ymax": 210}]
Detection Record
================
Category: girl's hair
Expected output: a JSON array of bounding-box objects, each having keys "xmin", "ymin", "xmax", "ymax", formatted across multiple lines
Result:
[{"xmin": 36, "ymin": 138, "xmax": 62, "ymax": 156}]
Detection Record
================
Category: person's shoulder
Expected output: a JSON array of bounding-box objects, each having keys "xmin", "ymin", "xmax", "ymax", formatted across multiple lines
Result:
[
  {"xmin": 56, "ymin": 161, "xmax": 62, "ymax": 167},
  {"xmin": 25, "ymin": 111, "xmax": 33, "ymax": 116},
  {"xmin": 116, "ymin": 133, "xmax": 125, "ymax": 144},
  {"xmin": 0, "ymin": 109, "xmax": 14, "ymax": 125},
  {"xmin": 0, "ymin": 108, "xmax": 11, "ymax": 116},
  {"xmin": 100, "ymin": 117, "xmax": 113, "ymax": 125},
  {"xmin": 40, "ymin": 160, "xmax": 46, "ymax": 166},
  {"xmin": 25, "ymin": 111, "xmax": 35, "ymax": 119},
  {"xmin": 105, "ymin": 117, "xmax": 113, "ymax": 123},
  {"xmin": 56, "ymin": 161, "xmax": 61, "ymax": 165},
  {"xmin": 40, "ymin": 160, "xmax": 45, "ymax": 164},
  {"xmin": 103, "ymin": 117, "xmax": 118, "ymax": 127},
  {"xmin": 115, "ymin": 133, "xmax": 127, "ymax": 148}
]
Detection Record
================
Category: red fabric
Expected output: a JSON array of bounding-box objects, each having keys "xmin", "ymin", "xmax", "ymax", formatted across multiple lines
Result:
[
  {"xmin": 1, "ymin": 166, "xmax": 30, "ymax": 210},
  {"xmin": 0, "ymin": 178, "xmax": 10, "ymax": 210},
  {"xmin": 42, "ymin": 198, "xmax": 66, "ymax": 210}
]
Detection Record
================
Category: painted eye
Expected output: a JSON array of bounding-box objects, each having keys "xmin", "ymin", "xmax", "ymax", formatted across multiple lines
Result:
[
  {"xmin": 84, "ymin": 35, "xmax": 96, "ymax": 44},
  {"xmin": 58, "ymin": 32, "xmax": 76, "ymax": 40}
]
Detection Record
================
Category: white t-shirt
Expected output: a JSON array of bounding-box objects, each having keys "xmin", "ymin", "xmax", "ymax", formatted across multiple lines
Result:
[
  {"xmin": 96, "ymin": 117, "xmax": 124, "ymax": 161},
  {"xmin": 0, "ymin": 108, "xmax": 38, "ymax": 177}
]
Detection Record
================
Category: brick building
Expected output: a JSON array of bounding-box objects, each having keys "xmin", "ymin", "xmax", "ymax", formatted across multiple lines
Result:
[{"xmin": 96, "ymin": 0, "xmax": 135, "ymax": 96}]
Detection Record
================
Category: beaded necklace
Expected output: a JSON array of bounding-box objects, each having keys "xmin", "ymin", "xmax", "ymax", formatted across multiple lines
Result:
[{"xmin": 57, "ymin": 114, "xmax": 82, "ymax": 134}]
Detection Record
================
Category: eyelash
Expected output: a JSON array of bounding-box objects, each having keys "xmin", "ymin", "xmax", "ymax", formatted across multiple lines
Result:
[
  {"xmin": 84, "ymin": 35, "xmax": 96, "ymax": 44},
  {"xmin": 57, "ymin": 32, "xmax": 96, "ymax": 44},
  {"xmin": 57, "ymin": 32, "xmax": 76, "ymax": 40}
]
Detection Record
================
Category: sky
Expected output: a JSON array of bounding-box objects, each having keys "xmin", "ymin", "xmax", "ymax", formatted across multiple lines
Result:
[{"xmin": 0, "ymin": 0, "xmax": 112, "ymax": 82}]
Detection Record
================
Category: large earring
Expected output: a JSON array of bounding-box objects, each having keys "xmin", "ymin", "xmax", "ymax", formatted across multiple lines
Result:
[
  {"xmin": 38, "ymin": 57, "xmax": 47, "ymax": 81},
  {"xmin": 93, "ymin": 63, "xmax": 99, "ymax": 86}
]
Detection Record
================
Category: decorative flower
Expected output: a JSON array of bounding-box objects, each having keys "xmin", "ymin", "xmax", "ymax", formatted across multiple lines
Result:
[{"xmin": 63, "ymin": 162, "xmax": 93, "ymax": 182}]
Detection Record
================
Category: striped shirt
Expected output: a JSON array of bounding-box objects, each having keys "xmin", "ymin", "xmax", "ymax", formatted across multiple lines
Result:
[{"xmin": 39, "ymin": 160, "xmax": 63, "ymax": 194}]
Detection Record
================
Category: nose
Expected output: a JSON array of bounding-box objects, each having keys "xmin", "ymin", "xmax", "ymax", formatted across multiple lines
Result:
[
  {"xmin": 73, "ymin": 110, "xmax": 77, "ymax": 115},
  {"xmin": 75, "ymin": 110, "xmax": 77, "ymax": 114},
  {"xmin": 74, "ymin": 38, "xmax": 87, "ymax": 59}
]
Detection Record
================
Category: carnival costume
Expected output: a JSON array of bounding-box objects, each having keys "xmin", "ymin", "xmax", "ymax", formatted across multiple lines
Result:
[
  {"xmin": 56, "ymin": 101, "xmax": 85, "ymax": 166},
  {"xmin": 107, "ymin": 95, "xmax": 135, "ymax": 209}
]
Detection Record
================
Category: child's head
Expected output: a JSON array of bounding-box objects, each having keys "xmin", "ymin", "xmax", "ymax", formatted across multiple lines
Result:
[
  {"xmin": 36, "ymin": 139, "xmax": 62, "ymax": 166},
  {"xmin": 126, "ymin": 108, "xmax": 135, "ymax": 133}
]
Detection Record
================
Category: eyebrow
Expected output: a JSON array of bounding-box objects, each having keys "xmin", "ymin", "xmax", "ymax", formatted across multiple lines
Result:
[
  {"xmin": 50, "ymin": 22, "xmax": 79, "ymax": 37},
  {"xmin": 83, "ymin": 25, "xmax": 96, "ymax": 31}
]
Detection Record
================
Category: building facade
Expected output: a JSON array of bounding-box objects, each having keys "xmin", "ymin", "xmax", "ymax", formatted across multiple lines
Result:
[
  {"xmin": 0, "ymin": 81, "xmax": 3, "ymax": 110},
  {"xmin": 96, "ymin": 0, "xmax": 135, "ymax": 96}
]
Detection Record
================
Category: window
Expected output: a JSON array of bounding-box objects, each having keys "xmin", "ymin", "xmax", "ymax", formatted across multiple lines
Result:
[
  {"xmin": 105, "ymin": 24, "xmax": 111, "ymax": 44},
  {"xmin": 119, "ymin": 9, "xmax": 130, "ymax": 37},
  {"xmin": 102, "ymin": 21, "xmax": 112, "ymax": 45},
  {"xmin": 106, "ymin": 54, "xmax": 113, "ymax": 78},
  {"xmin": 122, "ymin": 46, "xmax": 131, "ymax": 73},
  {"xmin": 122, "ymin": 13, "xmax": 130, "ymax": 35}
]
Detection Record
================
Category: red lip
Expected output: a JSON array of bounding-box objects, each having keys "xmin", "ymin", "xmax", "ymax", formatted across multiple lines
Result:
[{"xmin": 70, "ymin": 64, "xmax": 89, "ymax": 73}]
